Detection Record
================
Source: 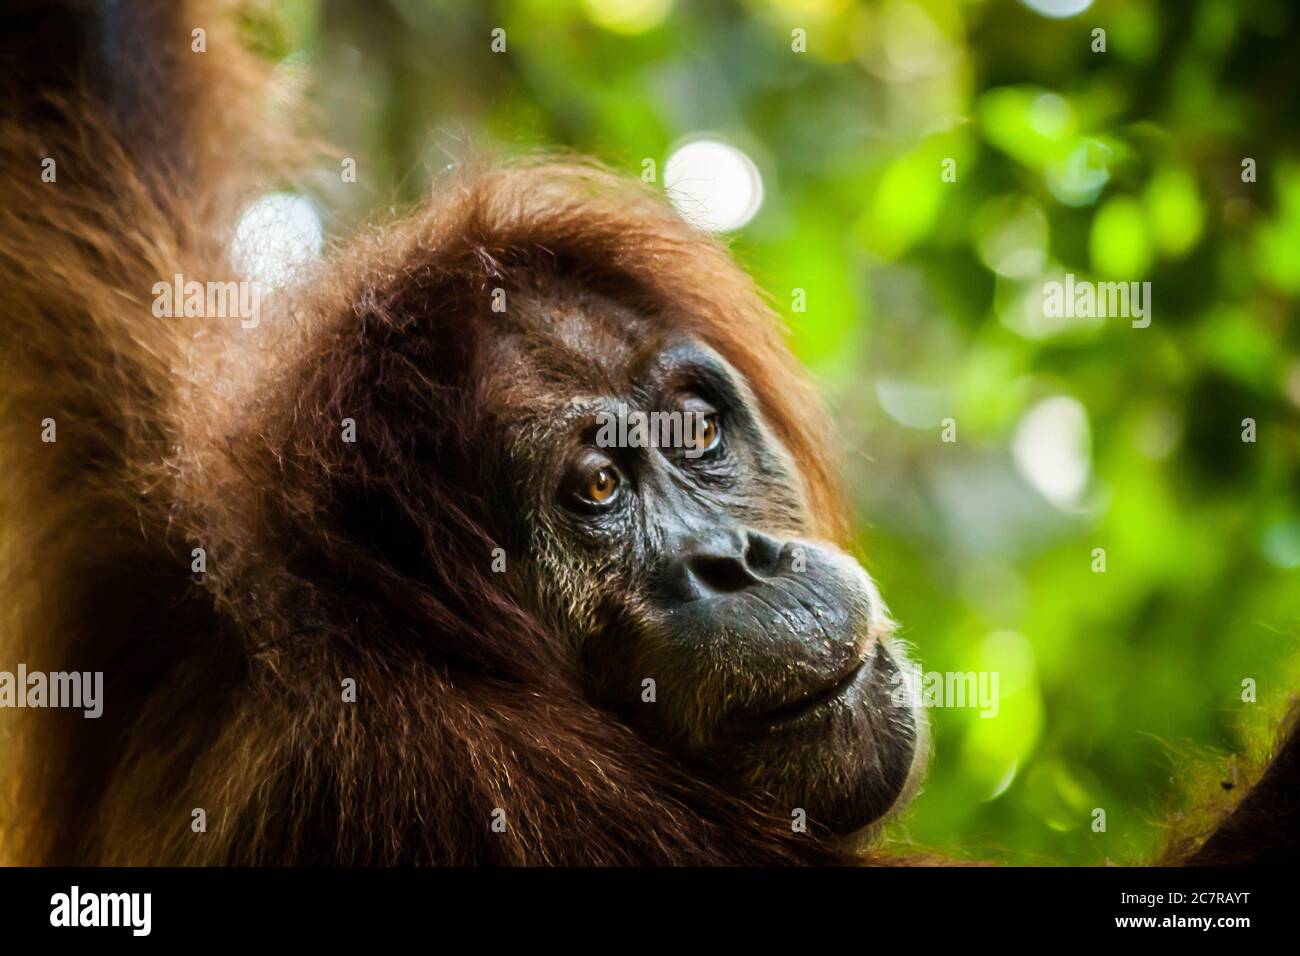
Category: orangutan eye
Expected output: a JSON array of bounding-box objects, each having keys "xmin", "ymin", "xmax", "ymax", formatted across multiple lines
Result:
[
  {"xmin": 676, "ymin": 395, "xmax": 722, "ymax": 459},
  {"xmin": 564, "ymin": 450, "xmax": 623, "ymax": 511},
  {"xmin": 695, "ymin": 414, "xmax": 720, "ymax": 452},
  {"xmin": 586, "ymin": 466, "xmax": 619, "ymax": 503}
]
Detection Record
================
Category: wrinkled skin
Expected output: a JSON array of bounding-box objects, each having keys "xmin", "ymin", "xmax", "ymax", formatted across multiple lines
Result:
[{"xmin": 482, "ymin": 287, "xmax": 923, "ymax": 833}]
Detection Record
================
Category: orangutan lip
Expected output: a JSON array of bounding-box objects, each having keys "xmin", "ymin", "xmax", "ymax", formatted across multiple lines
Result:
[{"xmin": 724, "ymin": 654, "xmax": 870, "ymax": 737}]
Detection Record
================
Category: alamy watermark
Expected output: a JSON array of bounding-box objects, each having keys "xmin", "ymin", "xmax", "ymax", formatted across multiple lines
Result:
[
  {"xmin": 152, "ymin": 273, "xmax": 262, "ymax": 328},
  {"xmin": 0, "ymin": 664, "xmax": 103, "ymax": 718},
  {"xmin": 50, "ymin": 886, "xmax": 150, "ymax": 936},
  {"xmin": 595, "ymin": 404, "xmax": 712, "ymax": 458},
  {"xmin": 1042, "ymin": 273, "xmax": 1151, "ymax": 328},
  {"xmin": 891, "ymin": 666, "xmax": 1000, "ymax": 718}
]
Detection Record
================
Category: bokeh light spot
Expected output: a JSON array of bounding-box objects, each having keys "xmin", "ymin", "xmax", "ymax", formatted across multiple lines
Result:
[
  {"xmin": 582, "ymin": 0, "xmax": 673, "ymax": 35},
  {"xmin": 1018, "ymin": 0, "xmax": 1093, "ymax": 18},
  {"xmin": 664, "ymin": 140, "xmax": 764, "ymax": 232},
  {"xmin": 230, "ymin": 193, "xmax": 323, "ymax": 288},
  {"xmin": 1013, "ymin": 396, "xmax": 1091, "ymax": 509}
]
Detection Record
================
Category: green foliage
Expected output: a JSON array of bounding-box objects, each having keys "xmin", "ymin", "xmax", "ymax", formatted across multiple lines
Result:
[{"xmin": 270, "ymin": 0, "xmax": 1300, "ymax": 862}]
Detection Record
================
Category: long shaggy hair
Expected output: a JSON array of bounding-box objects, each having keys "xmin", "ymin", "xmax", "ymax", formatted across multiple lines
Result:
[{"xmin": 0, "ymin": 1, "xmax": 865, "ymax": 865}]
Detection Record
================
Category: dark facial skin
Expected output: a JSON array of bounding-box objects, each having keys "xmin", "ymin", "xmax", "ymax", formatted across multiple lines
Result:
[{"xmin": 482, "ymin": 286, "xmax": 923, "ymax": 834}]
